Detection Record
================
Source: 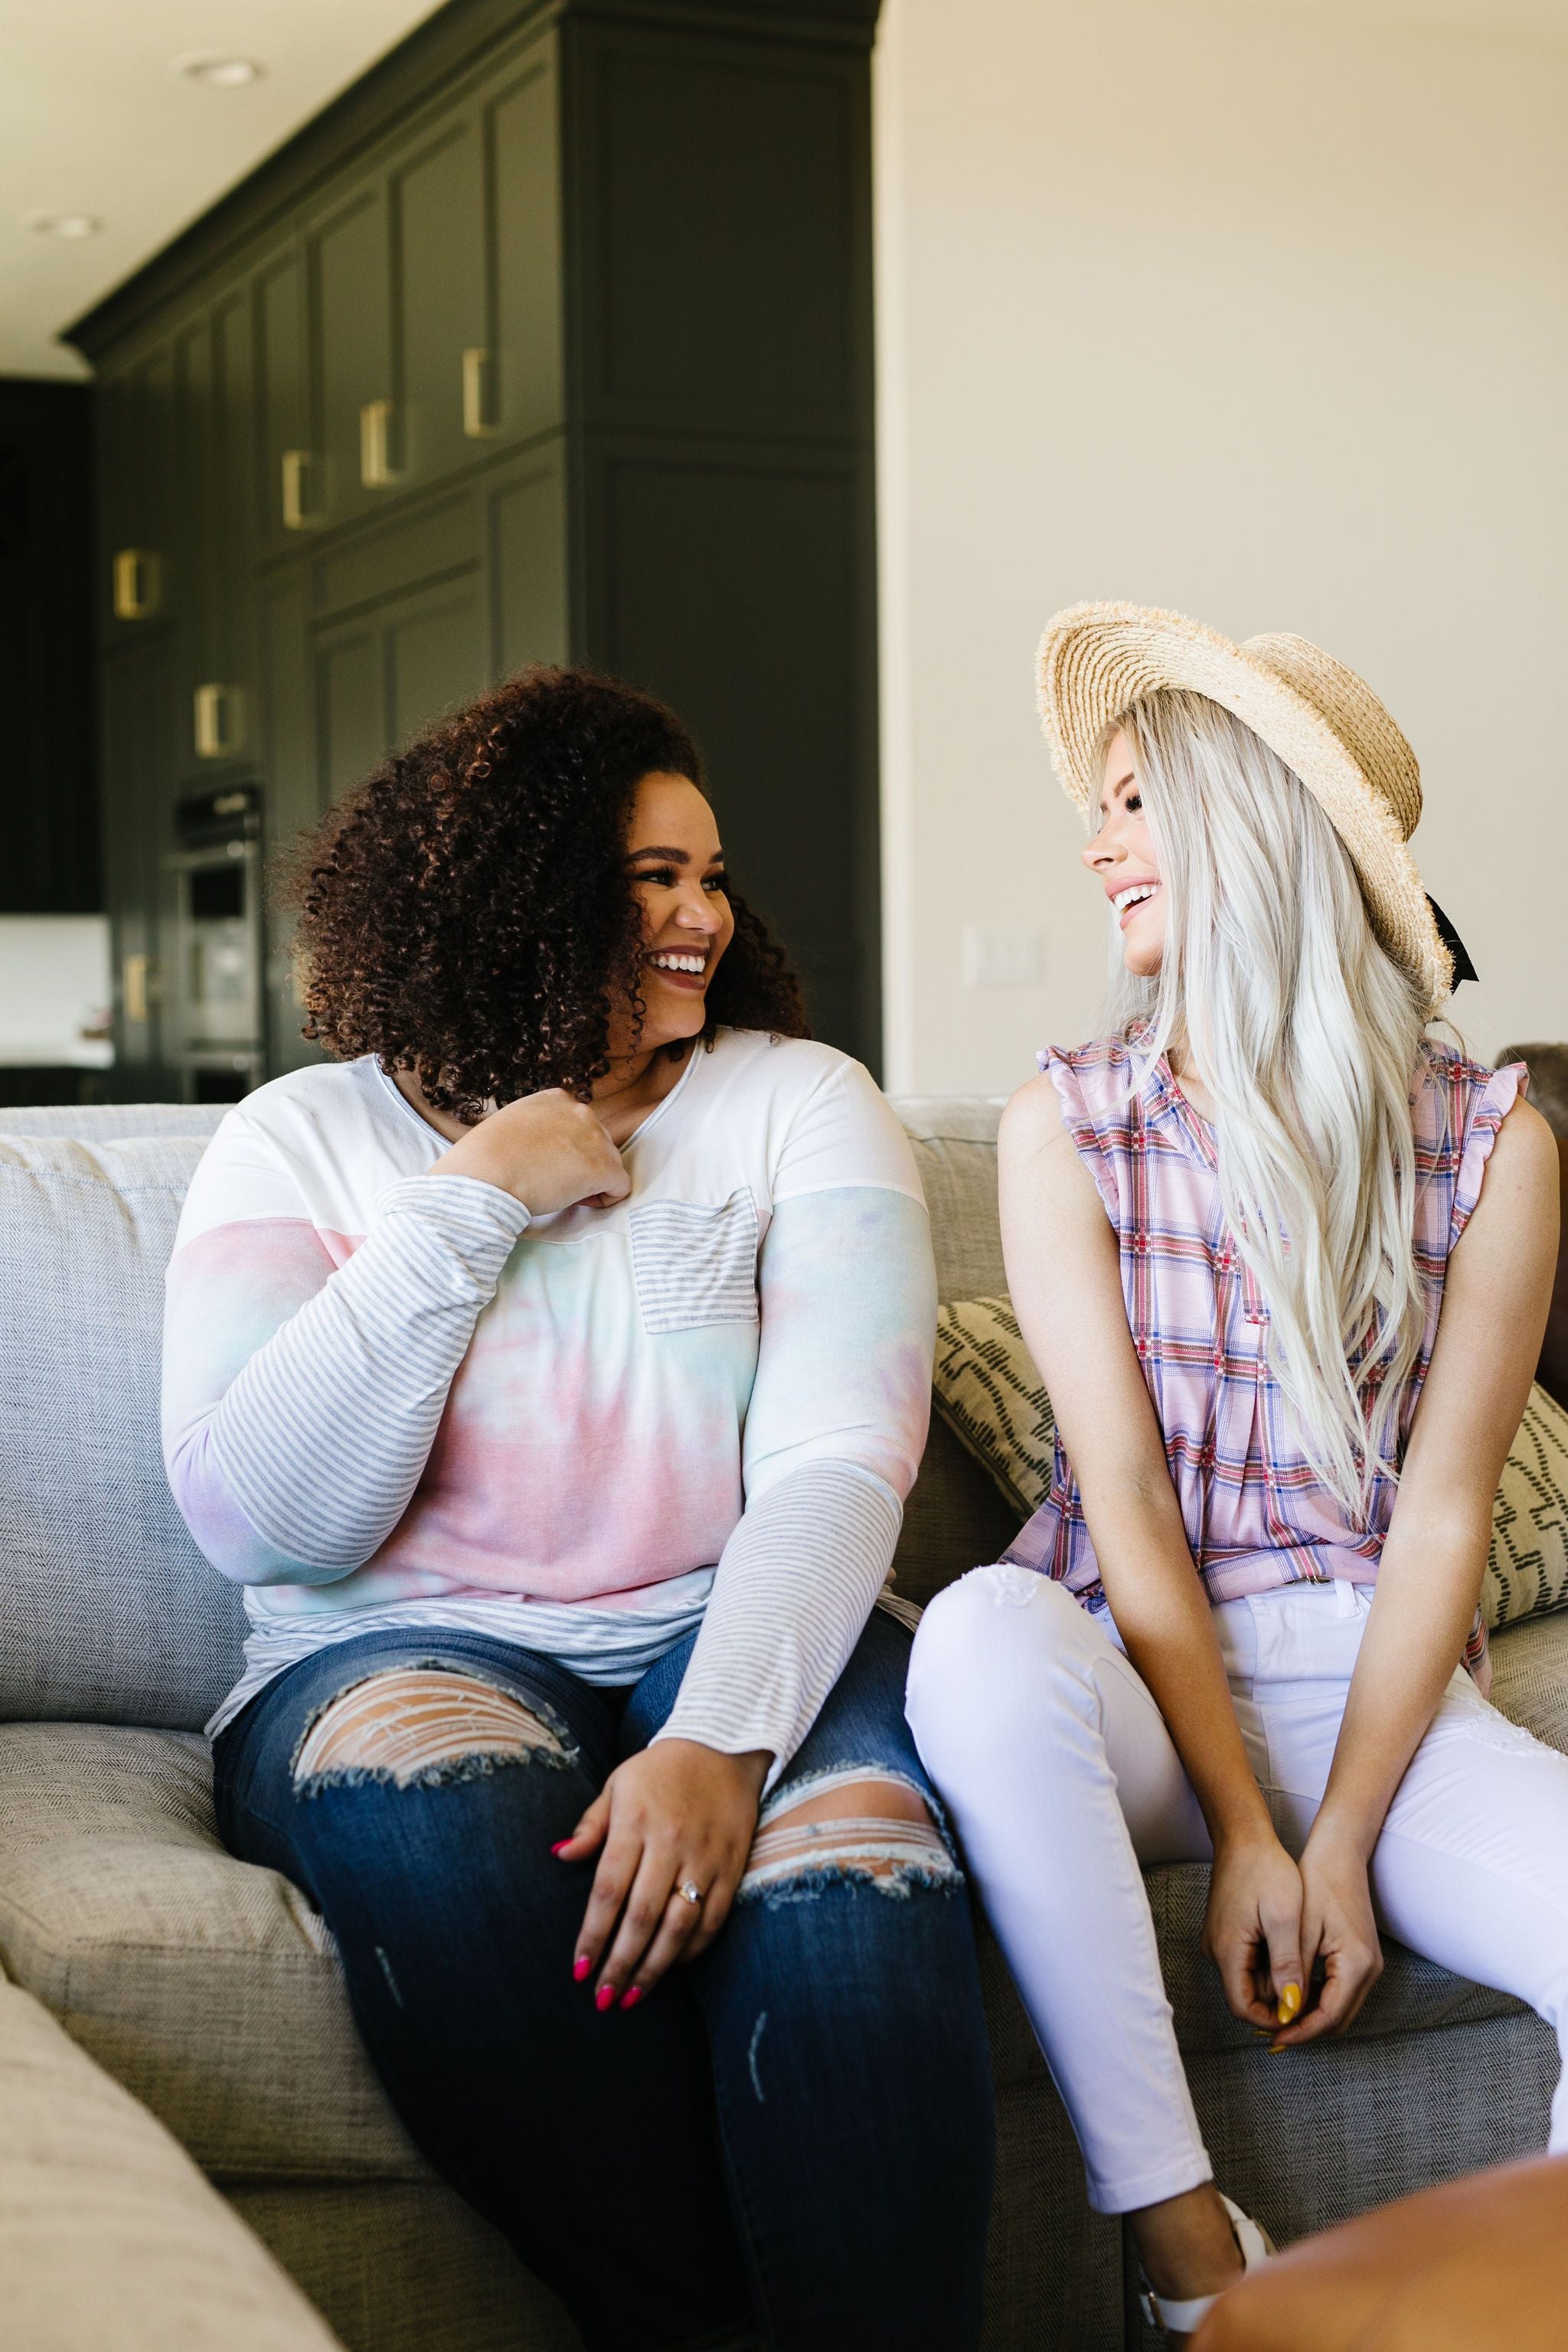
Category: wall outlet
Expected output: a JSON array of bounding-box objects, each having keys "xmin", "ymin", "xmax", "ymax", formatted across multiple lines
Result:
[{"xmin": 962, "ymin": 923, "xmax": 1044, "ymax": 988}]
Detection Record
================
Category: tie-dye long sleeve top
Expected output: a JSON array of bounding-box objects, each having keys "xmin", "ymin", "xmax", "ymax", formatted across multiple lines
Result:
[{"xmin": 163, "ymin": 1029, "xmax": 936, "ymax": 1779}]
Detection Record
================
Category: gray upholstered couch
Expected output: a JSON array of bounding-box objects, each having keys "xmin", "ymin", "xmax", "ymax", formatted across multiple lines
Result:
[
  {"xmin": 1, "ymin": 1096, "xmax": 1563, "ymax": 2351},
  {"xmin": 0, "ymin": 1974, "xmax": 346, "ymax": 2352}
]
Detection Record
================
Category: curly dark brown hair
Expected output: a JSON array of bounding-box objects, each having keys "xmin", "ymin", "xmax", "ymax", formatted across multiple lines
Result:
[{"xmin": 288, "ymin": 666, "xmax": 807, "ymax": 1120}]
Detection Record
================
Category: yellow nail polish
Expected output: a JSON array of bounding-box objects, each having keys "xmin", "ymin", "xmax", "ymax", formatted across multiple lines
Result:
[
  {"xmin": 1277, "ymin": 1983, "xmax": 1302, "ymax": 2025},
  {"xmin": 1268, "ymin": 2041, "xmax": 1289, "ymax": 2054}
]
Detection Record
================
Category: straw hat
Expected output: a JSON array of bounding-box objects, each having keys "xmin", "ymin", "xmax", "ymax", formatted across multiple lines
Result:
[{"xmin": 1036, "ymin": 600, "xmax": 1453, "ymax": 1014}]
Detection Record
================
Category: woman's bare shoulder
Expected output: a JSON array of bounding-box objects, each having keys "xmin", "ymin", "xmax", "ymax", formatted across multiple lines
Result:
[
  {"xmin": 999, "ymin": 1070, "xmax": 1070, "ymax": 1152},
  {"xmin": 1481, "ymin": 1092, "xmax": 1559, "ymax": 1200}
]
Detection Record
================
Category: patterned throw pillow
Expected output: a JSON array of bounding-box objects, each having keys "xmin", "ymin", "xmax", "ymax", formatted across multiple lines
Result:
[
  {"xmin": 933, "ymin": 1293, "xmax": 1568, "ymax": 1630},
  {"xmin": 1486, "ymin": 1383, "xmax": 1568, "ymax": 1628},
  {"xmin": 932, "ymin": 1295, "xmax": 1055, "ymax": 1522}
]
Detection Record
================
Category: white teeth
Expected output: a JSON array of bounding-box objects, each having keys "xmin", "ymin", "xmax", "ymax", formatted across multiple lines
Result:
[
  {"xmin": 648, "ymin": 951, "xmax": 707, "ymax": 974},
  {"xmin": 1113, "ymin": 883, "xmax": 1158, "ymax": 913}
]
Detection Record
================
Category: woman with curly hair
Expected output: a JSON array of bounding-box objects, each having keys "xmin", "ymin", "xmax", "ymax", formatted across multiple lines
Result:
[{"xmin": 160, "ymin": 665, "xmax": 993, "ymax": 2352}]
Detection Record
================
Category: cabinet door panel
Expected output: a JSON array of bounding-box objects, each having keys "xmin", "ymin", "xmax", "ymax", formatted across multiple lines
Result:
[
  {"xmin": 256, "ymin": 247, "xmax": 309, "ymax": 552},
  {"xmin": 100, "ymin": 341, "xmax": 178, "ymax": 640},
  {"xmin": 210, "ymin": 288, "xmax": 260, "ymax": 764},
  {"xmin": 100, "ymin": 637, "xmax": 173, "ymax": 1075},
  {"xmin": 318, "ymin": 627, "xmax": 386, "ymax": 805},
  {"xmin": 387, "ymin": 579, "xmax": 489, "ymax": 746},
  {"xmin": 260, "ymin": 564, "xmax": 316, "ymax": 844},
  {"xmin": 580, "ymin": 34, "xmax": 863, "ymax": 439},
  {"xmin": 171, "ymin": 315, "xmax": 216, "ymax": 776},
  {"xmin": 311, "ymin": 188, "xmax": 393, "ymax": 526},
  {"xmin": 259, "ymin": 566, "xmax": 319, "ymax": 1074},
  {"xmin": 394, "ymin": 123, "xmax": 486, "ymax": 487},
  {"xmin": 314, "ymin": 488, "xmax": 474, "ymax": 622},
  {"xmin": 490, "ymin": 448, "xmax": 568, "ymax": 676},
  {"xmin": 211, "ymin": 288, "xmax": 257, "ymax": 599},
  {"xmin": 488, "ymin": 53, "xmax": 564, "ymax": 444},
  {"xmin": 315, "ymin": 569, "xmax": 491, "ymax": 820}
]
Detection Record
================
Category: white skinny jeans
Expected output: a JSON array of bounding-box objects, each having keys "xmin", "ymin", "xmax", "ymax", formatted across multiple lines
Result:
[{"xmin": 906, "ymin": 1564, "xmax": 1568, "ymax": 2214}]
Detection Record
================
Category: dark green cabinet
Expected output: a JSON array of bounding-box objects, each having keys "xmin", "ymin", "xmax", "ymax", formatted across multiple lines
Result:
[
  {"xmin": 312, "ymin": 185, "xmax": 395, "ymax": 530},
  {"xmin": 256, "ymin": 249, "xmax": 310, "ymax": 554},
  {"xmin": 392, "ymin": 121, "xmax": 489, "ymax": 484},
  {"xmin": 97, "ymin": 635, "xmax": 172, "ymax": 1068},
  {"xmin": 71, "ymin": 0, "xmax": 880, "ymax": 1095},
  {"xmin": 0, "ymin": 378, "xmax": 98, "ymax": 914}
]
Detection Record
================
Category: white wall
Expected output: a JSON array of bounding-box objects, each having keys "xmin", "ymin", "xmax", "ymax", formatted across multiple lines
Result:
[{"xmin": 875, "ymin": 0, "xmax": 1568, "ymax": 1093}]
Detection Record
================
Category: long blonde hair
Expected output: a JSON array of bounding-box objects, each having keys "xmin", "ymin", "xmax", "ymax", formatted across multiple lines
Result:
[{"xmin": 1106, "ymin": 689, "xmax": 1429, "ymax": 1521}]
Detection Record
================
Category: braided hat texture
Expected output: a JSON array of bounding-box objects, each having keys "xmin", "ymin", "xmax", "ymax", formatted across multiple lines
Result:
[{"xmin": 1037, "ymin": 600, "xmax": 1452, "ymax": 1014}]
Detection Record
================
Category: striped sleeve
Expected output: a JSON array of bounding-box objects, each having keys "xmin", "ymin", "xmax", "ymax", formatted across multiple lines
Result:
[
  {"xmin": 163, "ymin": 1173, "xmax": 528, "ymax": 1584},
  {"xmin": 652, "ymin": 1182, "xmax": 936, "ymax": 1783}
]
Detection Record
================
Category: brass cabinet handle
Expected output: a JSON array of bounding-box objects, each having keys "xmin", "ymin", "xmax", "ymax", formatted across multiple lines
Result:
[
  {"xmin": 281, "ymin": 449, "xmax": 316, "ymax": 531},
  {"xmin": 122, "ymin": 953, "xmax": 157, "ymax": 1024},
  {"xmin": 113, "ymin": 547, "xmax": 160, "ymax": 620},
  {"xmin": 194, "ymin": 683, "xmax": 242, "ymax": 760},
  {"xmin": 360, "ymin": 398, "xmax": 398, "ymax": 486},
  {"xmin": 462, "ymin": 348, "xmax": 497, "ymax": 439}
]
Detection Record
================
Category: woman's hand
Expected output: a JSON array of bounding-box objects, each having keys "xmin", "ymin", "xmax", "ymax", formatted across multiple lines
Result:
[
  {"xmin": 428, "ymin": 1089, "xmax": 630, "ymax": 1216},
  {"xmin": 1270, "ymin": 1819, "xmax": 1383, "ymax": 2049},
  {"xmin": 555, "ymin": 1739, "xmax": 770, "ymax": 2008},
  {"xmin": 1202, "ymin": 1824, "xmax": 1308, "ymax": 2034}
]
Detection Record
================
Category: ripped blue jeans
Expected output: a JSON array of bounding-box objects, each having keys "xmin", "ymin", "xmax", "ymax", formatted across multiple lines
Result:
[{"xmin": 211, "ymin": 1610, "xmax": 994, "ymax": 2352}]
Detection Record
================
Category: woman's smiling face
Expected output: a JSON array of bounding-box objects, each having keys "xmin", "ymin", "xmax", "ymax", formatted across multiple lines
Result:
[
  {"xmin": 1083, "ymin": 727, "xmax": 1167, "ymax": 978},
  {"xmin": 618, "ymin": 770, "xmax": 737, "ymax": 1053}
]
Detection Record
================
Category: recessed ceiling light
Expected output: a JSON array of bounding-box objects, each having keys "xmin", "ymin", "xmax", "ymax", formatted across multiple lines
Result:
[
  {"xmin": 28, "ymin": 213, "xmax": 102, "ymax": 239},
  {"xmin": 177, "ymin": 54, "xmax": 266, "ymax": 88}
]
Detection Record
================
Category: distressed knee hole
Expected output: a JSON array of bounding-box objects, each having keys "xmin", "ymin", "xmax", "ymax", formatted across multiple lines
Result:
[
  {"xmin": 292, "ymin": 1667, "xmax": 574, "ymax": 1795},
  {"xmin": 738, "ymin": 1770, "xmax": 960, "ymax": 1905}
]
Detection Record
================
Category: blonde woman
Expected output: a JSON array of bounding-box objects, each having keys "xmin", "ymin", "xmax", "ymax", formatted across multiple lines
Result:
[{"xmin": 906, "ymin": 606, "xmax": 1568, "ymax": 2340}]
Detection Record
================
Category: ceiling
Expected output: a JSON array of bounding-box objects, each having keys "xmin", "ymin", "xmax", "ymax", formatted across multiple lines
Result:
[
  {"xmin": 0, "ymin": 1, "xmax": 446, "ymax": 379},
  {"xmin": 7, "ymin": 0, "xmax": 1568, "ymax": 382}
]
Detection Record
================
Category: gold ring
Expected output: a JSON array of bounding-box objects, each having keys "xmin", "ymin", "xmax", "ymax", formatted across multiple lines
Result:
[{"xmin": 677, "ymin": 1880, "xmax": 703, "ymax": 1909}]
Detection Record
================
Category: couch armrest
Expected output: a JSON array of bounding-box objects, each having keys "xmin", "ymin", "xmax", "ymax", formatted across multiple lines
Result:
[{"xmin": 0, "ymin": 1979, "xmax": 345, "ymax": 2352}]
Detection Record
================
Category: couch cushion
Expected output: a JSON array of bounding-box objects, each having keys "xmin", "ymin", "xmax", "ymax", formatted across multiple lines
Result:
[
  {"xmin": 0, "ymin": 1723, "xmax": 417, "ymax": 2182},
  {"xmin": 0, "ymin": 1135, "xmax": 246, "ymax": 1730},
  {"xmin": 890, "ymin": 1097, "xmax": 1006, "ymax": 1302},
  {"xmin": 0, "ymin": 1975, "xmax": 345, "ymax": 2350},
  {"xmin": 884, "ymin": 1099, "xmax": 1020, "ymax": 1605}
]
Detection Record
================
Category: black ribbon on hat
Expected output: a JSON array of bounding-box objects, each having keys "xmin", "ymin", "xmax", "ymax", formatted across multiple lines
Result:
[{"xmin": 1427, "ymin": 896, "xmax": 1478, "ymax": 988}]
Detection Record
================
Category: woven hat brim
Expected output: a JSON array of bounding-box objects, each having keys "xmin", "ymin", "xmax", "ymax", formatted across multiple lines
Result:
[{"xmin": 1036, "ymin": 601, "xmax": 1452, "ymax": 1016}]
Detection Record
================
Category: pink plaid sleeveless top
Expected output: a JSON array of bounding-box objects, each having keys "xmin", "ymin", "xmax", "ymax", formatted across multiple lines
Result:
[{"xmin": 1004, "ymin": 1037, "xmax": 1525, "ymax": 1683}]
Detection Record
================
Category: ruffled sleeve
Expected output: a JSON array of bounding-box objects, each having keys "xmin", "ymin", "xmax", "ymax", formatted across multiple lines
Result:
[
  {"xmin": 1451, "ymin": 1060, "xmax": 1527, "ymax": 1247},
  {"xmin": 1040, "ymin": 1042, "xmax": 1123, "ymax": 1224}
]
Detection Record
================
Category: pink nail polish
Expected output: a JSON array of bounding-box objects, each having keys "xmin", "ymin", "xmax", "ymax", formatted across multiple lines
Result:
[
  {"xmin": 595, "ymin": 1984, "xmax": 616, "ymax": 2013},
  {"xmin": 572, "ymin": 1955, "xmax": 591, "ymax": 1983},
  {"xmin": 550, "ymin": 1841, "xmax": 572, "ymax": 1857},
  {"xmin": 619, "ymin": 1986, "xmax": 643, "ymax": 2011}
]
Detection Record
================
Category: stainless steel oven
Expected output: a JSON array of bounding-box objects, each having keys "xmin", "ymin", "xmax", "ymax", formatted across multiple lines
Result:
[{"xmin": 164, "ymin": 783, "xmax": 263, "ymax": 1100}]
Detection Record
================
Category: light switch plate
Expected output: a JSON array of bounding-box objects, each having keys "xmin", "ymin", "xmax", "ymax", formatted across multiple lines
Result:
[{"xmin": 962, "ymin": 923, "xmax": 1044, "ymax": 988}]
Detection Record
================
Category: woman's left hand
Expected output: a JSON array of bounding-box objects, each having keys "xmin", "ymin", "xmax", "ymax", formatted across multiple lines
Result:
[
  {"xmin": 1270, "ymin": 1818, "xmax": 1383, "ymax": 2048},
  {"xmin": 555, "ymin": 1738, "xmax": 770, "ymax": 2008}
]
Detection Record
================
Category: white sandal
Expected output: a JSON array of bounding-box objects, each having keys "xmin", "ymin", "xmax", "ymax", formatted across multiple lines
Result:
[{"xmin": 1138, "ymin": 2193, "xmax": 1274, "ymax": 2337}]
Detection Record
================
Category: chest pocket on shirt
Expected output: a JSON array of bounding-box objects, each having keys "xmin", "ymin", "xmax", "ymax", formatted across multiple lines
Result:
[{"xmin": 629, "ymin": 1187, "xmax": 760, "ymax": 1335}]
